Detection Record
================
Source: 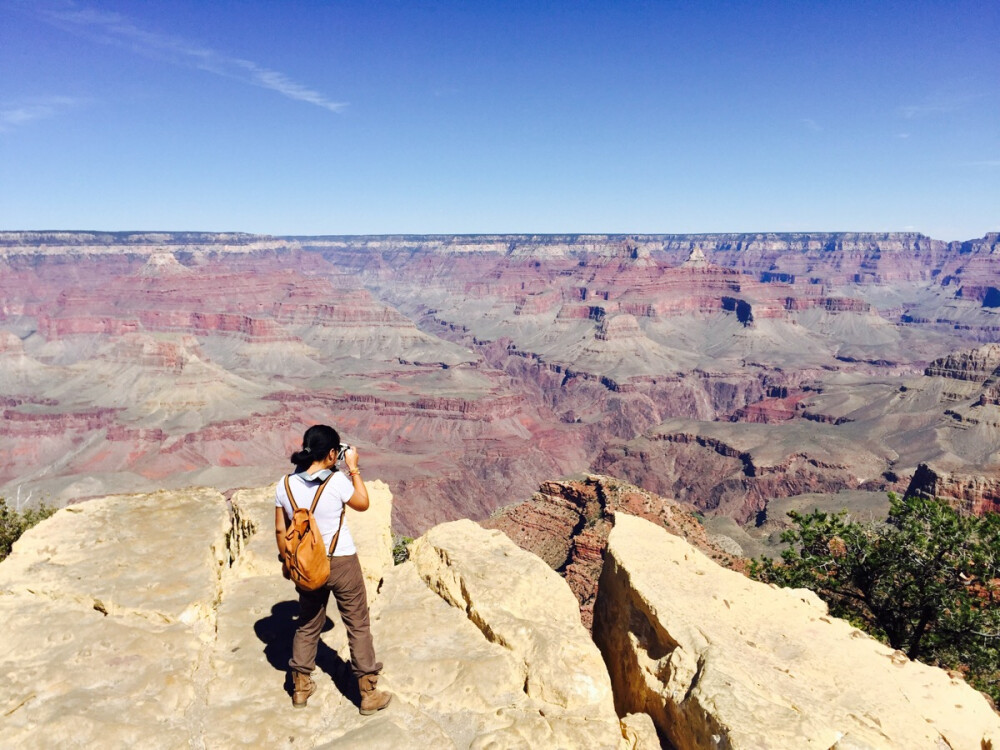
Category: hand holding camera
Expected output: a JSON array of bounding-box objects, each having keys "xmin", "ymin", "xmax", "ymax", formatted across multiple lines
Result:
[{"xmin": 339, "ymin": 443, "xmax": 360, "ymax": 473}]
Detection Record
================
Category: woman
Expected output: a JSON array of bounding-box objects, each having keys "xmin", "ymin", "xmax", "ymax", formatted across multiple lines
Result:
[{"xmin": 274, "ymin": 424, "xmax": 392, "ymax": 714}]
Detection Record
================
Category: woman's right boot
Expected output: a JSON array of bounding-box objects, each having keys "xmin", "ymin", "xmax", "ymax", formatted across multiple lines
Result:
[
  {"xmin": 358, "ymin": 673, "xmax": 392, "ymax": 715},
  {"xmin": 291, "ymin": 670, "xmax": 316, "ymax": 709}
]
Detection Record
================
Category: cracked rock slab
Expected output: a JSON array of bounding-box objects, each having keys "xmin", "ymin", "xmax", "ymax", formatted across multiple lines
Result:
[
  {"xmin": 0, "ymin": 592, "xmax": 204, "ymax": 749},
  {"xmin": 1, "ymin": 483, "xmax": 632, "ymax": 748},
  {"xmin": 593, "ymin": 512, "xmax": 1000, "ymax": 750},
  {"xmin": 409, "ymin": 519, "xmax": 622, "ymax": 746},
  {"xmin": 0, "ymin": 487, "xmax": 232, "ymax": 629}
]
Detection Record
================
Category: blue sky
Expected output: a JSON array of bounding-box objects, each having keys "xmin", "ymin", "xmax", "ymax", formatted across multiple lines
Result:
[{"xmin": 1, "ymin": 0, "xmax": 997, "ymax": 240}]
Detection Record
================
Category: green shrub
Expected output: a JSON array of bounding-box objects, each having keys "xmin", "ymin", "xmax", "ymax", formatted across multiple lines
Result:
[
  {"xmin": 750, "ymin": 493, "xmax": 1000, "ymax": 703},
  {"xmin": 392, "ymin": 534, "xmax": 413, "ymax": 565},
  {"xmin": 0, "ymin": 498, "xmax": 56, "ymax": 562}
]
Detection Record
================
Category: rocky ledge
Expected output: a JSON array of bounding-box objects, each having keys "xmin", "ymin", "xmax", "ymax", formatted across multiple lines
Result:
[
  {"xmin": 594, "ymin": 514, "xmax": 1000, "ymax": 749},
  {"xmin": 1, "ymin": 482, "xmax": 997, "ymax": 749},
  {"xmin": 0, "ymin": 482, "xmax": 639, "ymax": 749}
]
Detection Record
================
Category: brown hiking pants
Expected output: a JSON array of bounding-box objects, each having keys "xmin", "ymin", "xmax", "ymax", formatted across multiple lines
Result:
[{"xmin": 289, "ymin": 553, "xmax": 381, "ymax": 678}]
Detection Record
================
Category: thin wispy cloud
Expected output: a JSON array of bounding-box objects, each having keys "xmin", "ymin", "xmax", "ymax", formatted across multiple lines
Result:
[
  {"xmin": 964, "ymin": 159, "xmax": 1000, "ymax": 168},
  {"xmin": 0, "ymin": 96, "xmax": 86, "ymax": 133},
  {"xmin": 799, "ymin": 118, "xmax": 822, "ymax": 132},
  {"xmin": 36, "ymin": 4, "xmax": 346, "ymax": 113},
  {"xmin": 898, "ymin": 92, "xmax": 981, "ymax": 119}
]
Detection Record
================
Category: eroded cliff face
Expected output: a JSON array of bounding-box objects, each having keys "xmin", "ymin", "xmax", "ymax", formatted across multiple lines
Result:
[
  {"xmin": 0, "ymin": 482, "xmax": 638, "ymax": 749},
  {"xmin": 482, "ymin": 474, "xmax": 741, "ymax": 629},
  {"xmin": 907, "ymin": 463, "xmax": 1000, "ymax": 515},
  {"xmin": 589, "ymin": 340, "xmax": 1000, "ymax": 535},
  {"xmin": 5, "ymin": 231, "xmax": 1000, "ymax": 540},
  {"xmin": 593, "ymin": 513, "xmax": 1000, "ymax": 750}
]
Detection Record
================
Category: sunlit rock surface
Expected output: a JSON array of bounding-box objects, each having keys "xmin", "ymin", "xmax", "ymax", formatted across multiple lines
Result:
[
  {"xmin": 0, "ymin": 482, "xmax": 633, "ymax": 749},
  {"xmin": 593, "ymin": 513, "xmax": 1000, "ymax": 750}
]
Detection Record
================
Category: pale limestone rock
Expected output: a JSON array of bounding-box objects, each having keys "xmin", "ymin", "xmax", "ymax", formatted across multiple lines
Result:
[
  {"xmin": 0, "ymin": 483, "xmax": 627, "ymax": 749},
  {"xmin": 411, "ymin": 520, "xmax": 617, "ymax": 712},
  {"xmin": 0, "ymin": 488, "xmax": 231, "ymax": 749},
  {"xmin": 621, "ymin": 712, "xmax": 661, "ymax": 749},
  {"xmin": 409, "ymin": 520, "xmax": 623, "ymax": 747},
  {"xmin": 682, "ymin": 246, "xmax": 708, "ymax": 268},
  {"xmin": 0, "ymin": 487, "xmax": 232, "ymax": 629},
  {"xmin": 594, "ymin": 512, "xmax": 1000, "ymax": 750}
]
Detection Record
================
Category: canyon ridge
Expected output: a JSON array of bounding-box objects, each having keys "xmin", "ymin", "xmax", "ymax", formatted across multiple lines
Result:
[{"xmin": 3, "ymin": 231, "xmax": 1000, "ymax": 548}]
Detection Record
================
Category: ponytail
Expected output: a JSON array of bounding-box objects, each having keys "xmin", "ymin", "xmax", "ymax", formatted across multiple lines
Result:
[{"xmin": 290, "ymin": 424, "xmax": 341, "ymax": 472}]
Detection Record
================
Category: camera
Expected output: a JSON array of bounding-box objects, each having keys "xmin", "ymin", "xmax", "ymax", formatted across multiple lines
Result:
[{"xmin": 337, "ymin": 444, "xmax": 352, "ymax": 461}]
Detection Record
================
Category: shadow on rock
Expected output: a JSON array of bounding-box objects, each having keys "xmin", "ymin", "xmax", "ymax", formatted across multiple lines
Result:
[{"xmin": 254, "ymin": 600, "xmax": 360, "ymax": 707}]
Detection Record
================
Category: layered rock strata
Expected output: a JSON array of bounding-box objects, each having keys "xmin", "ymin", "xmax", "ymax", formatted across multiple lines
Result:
[
  {"xmin": 483, "ymin": 475, "xmax": 740, "ymax": 628},
  {"xmin": 0, "ymin": 482, "xmax": 634, "ymax": 749},
  {"xmin": 0, "ymin": 246, "xmax": 585, "ymax": 534},
  {"xmin": 593, "ymin": 513, "xmax": 1000, "ymax": 750},
  {"xmin": 592, "ymin": 419, "xmax": 896, "ymax": 525},
  {"xmin": 906, "ymin": 462, "xmax": 1000, "ymax": 515},
  {"xmin": 6, "ymin": 231, "xmax": 1000, "ymax": 542}
]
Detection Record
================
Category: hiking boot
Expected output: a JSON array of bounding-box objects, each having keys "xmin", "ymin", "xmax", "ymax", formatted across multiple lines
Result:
[
  {"xmin": 358, "ymin": 673, "xmax": 392, "ymax": 715},
  {"xmin": 291, "ymin": 670, "xmax": 316, "ymax": 709}
]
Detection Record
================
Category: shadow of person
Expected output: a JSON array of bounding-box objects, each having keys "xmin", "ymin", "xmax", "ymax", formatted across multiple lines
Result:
[{"xmin": 254, "ymin": 600, "xmax": 360, "ymax": 707}]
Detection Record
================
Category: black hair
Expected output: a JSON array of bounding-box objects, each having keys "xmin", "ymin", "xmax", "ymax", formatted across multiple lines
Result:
[{"xmin": 290, "ymin": 424, "xmax": 341, "ymax": 472}]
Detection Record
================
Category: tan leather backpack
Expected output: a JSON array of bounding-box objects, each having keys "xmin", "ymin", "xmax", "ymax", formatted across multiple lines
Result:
[{"xmin": 282, "ymin": 474, "xmax": 346, "ymax": 591}]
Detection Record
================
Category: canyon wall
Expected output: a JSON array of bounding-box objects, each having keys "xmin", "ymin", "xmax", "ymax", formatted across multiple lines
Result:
[{"xmin": 3, "ymin": 231, "xmax": 1000, "ymax": 538}]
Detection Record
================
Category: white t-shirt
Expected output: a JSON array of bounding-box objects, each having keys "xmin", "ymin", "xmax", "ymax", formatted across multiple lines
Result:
[{"xmin": 275, "ymin": 470, "xmax": 357, "ymax": 556}]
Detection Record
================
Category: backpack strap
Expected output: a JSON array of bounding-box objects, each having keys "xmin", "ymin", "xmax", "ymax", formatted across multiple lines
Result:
[
  {"xmin": 327, "ymin": 504, "xmax": 347, "ymax": 558},
  {"xmin": 283, "ymin": 475, "xmax": 298, "ymax": 512},
  {"xmin": 283, "ymin": 473, "xmax": 333, "ymax": 515},
  {"xmin": 287, "ymin": 473, "xmax": 346, "ymax": 557},
  {"xmin": 309, "ymin": 475, "xmax": 332, "ymax": 513}
]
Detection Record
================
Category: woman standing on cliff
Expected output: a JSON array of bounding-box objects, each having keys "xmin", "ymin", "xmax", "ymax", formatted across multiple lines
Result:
[{"xmin": 274, "ymin": 424, "xmax": 392, "ymax": 714}]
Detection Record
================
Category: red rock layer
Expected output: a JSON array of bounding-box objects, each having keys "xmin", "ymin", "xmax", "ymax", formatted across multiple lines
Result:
[
  {"xmin": 905, "ymin": 463, "xmax": 1000, "ymax": 516},
  {"xmin": 482, "ymin": 474, "xmax": 742, "ymax": 629},
  {"xmin": 592, "ymin": 432, "xmax": 896, "ymax": 525},
  {"xmin": 729, "ymin": 393, "xmax": 808, "ymax": 423}
]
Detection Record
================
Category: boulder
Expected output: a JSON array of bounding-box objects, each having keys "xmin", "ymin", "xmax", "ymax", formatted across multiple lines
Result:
[
  {"xmin": 0, "ymin": 488, "xmax": 236, "ymax": 747},
  {"xmin": 408, "ymin": 519, "xmax": 623, "ymax": 746},
  {"xmin": 593, "ymin": 512, "xmax": 1000, "ymax": 750}
]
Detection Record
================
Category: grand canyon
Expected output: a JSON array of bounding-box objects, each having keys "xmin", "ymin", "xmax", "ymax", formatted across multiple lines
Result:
[
  {"xmin": 3, "ymin": 230, "xmax": 1000, "ymax": 547},
  {"xmin": 4, "ymin": 230, "xmax": 1000, "ymax": 748}
]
